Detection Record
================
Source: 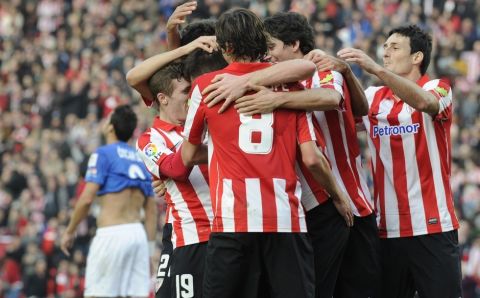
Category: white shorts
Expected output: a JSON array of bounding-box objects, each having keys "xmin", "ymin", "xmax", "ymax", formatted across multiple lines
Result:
[{"xmin": 84, "ymin": 223, "xmax": 150, "ymax": 297}]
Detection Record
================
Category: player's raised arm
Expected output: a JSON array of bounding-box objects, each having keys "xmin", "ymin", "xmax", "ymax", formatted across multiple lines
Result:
[
  {"xmin": 126, "ymin": 36, "xmax": 217, "ymax": 105},
  {"xmin": 305, "ymin": 49, "xmax": 368, "ymax": 116},
  {"xmin": 166, "ymin": 1, "xmax": 198, "ymax": 50}
]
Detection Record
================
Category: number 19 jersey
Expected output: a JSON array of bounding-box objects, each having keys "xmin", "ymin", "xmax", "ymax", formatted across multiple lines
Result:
[{"xmin": 183, "ymin": 62, "xmax": 316, "ymax": 233}]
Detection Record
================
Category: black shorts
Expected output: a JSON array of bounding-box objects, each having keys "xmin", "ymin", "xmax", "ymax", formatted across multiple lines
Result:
[
  {"xmin": 306, "ymin": 199, "xmax": 350, "ymax": 298},
  {"xmin": 334, "ymin": 213, "xmax": 381, "ymax": 298},
  {"xmin": 380, "ymin": 230, "xmax": 462, "ymax": 298},
  {"xmin": 156, "ymin": 223, "xmax": 173, "ymax": 298},
  {"xmin": 169, "ymin": 242, "xmax": 208, "ymax": 298},
  {"xmin": 203, "ymin": 232, "xmax": 314, "ymax": 298}
]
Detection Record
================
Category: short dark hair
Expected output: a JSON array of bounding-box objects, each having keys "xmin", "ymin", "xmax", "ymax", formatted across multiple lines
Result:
[
  {"xmin": 180, "ymin": 19, "xmax": 217, "ymax": 46},
  {"xmin": 388, "ymin": 25, "xmax": 432, "ymax": 75},
  {"xmin": 183, "ymin": 49, "xmax": 228, "ymax": 81},
  {"xmin": 216, "ymin": 8, "xmax": 268, "ymax": 61},
  {"xmin": 110, "ymin": 105, "xmax": 137, "ymax": 142},
  {"xmin": 147, "ymin": 62, "xmax": 185, "ymax": 97},
  {"xmin": 264, "ymin": 12, "xmax": 315, "ymax": 55}
]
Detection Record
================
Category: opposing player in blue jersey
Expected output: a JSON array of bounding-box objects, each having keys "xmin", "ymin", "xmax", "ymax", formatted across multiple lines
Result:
[{"xmin": 60, "ymin": 105, "xmax": 156, "ymax": 298}]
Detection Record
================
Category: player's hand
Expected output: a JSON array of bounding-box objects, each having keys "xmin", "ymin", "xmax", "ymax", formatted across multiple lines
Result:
[
  {"xmin": 183, "ymin": 36, "xmax": 218, "ymax": 54},
  {"xmin": 337, "ymin": 48, "xmax": 382, "ymax": 75},
  {"xmin": 203, "ymin": 73, "xmax": 250, "ymax": 113},
  {"xmin": 234, "ymin": 85, "xmax": 280, "ymax": 115},
  {"xmin": 305, "ymin": 50, "xmax": 350, "ymax": 73},
  {"xmin": 166, "ymin": 1, "xmax": 197, "ymax": 32},
  {"xmin": 331, "ymin": 192, "xmax": 354, "ymax": 227},
  {"xmin": 60, "ymin": 231, "xmax": 75, "ymax": 256},
  {"xmin": 152, "ymin": 180, "xmax": 166, "ymax": 197}
]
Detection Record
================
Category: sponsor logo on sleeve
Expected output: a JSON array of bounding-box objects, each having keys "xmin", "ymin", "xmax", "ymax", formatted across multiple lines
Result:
[
  {"xmin": 435, "ymin": 86, "xmax": 448, "ymax": 97},
  {"xmin": 144, "ymin": 143, "xmax": 162, "ymax": 162},
  {"xmin": 320, "ymin": 73, "xmax": 333, "ymax": 84},
  {"xmin": 88, "ymin": 153, "xmax": 98, "ymax": 167}
]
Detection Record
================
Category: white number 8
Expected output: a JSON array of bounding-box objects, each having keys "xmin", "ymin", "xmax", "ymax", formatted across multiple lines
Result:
[{"xmin": 238, "ymin": 113, "xmax": 274, "ymax": 154}]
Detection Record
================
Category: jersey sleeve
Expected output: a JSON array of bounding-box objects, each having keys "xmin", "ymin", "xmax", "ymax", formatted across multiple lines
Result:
[
  {"xmin": 317, "ymin": 70, "xmax": 345, "ymax": 111},
  {"xmin": 424, "ymin": 79, "xmax": 453, "ymax": 121},
  {"xmin": 136, "ymin": 131, "xmax": 174, "ymax": 179},
  {"xmin": 296, "ymin": 112, "xmax": 317, "ymax": 144},
  {"xmin": 183, "ymin": 83, "xmax": 207, "ymax": 145},
  {"xmin": 85, "ymin": 149, "xmax": 108, "ymax": 186}
]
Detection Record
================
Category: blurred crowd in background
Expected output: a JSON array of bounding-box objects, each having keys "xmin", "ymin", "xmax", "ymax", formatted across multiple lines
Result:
[{"xmin": 0, "ymin": 0, "xmax": 479, "ymax": 297}]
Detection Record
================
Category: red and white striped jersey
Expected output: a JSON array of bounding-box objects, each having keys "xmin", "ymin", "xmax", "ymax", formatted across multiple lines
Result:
[
  {"xmin": 136, "ymin": 117, "xmax": 213, "ymax": 248},
  {"xmin": 363, "ymin": 75, "xmax": 459, "ymax": 238},
  {"xmin": 184, "ymin": 62, "xmax": 316, "ymax": 233},
  {"xmin": 298, "ymin": 70, "xmax": 373, "ymax": 216}
]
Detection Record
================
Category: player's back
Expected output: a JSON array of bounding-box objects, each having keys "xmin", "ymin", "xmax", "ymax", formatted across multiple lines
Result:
[
  {"xmin": 185, "ymin": 62, "xmax": 314, "ymax": 233},
  {"xmin": 85, "ymin": 141, "xmax": 153, "ymax": 227}
]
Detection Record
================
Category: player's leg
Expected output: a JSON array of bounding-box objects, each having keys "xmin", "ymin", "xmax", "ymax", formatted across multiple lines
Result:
[
  {"xmin": 263, "ymin": 233, "xmax": 315, "ymax": 298},
  {"xmin": 156, "ymin": 223, "xmax": 173, "ymax": 298},
  {"xmin": 306, "ymin": 200, "xmax": 350, "ymax": 298},
  {"xmin": 334, "ymin": 213, "xmax": 381, "ymax": 298},
  {"xmin": 202, "ymin": 232, "xmax": 262, "ymax": 298},
  {"xmin": 409, "ymin": 230, "xmax": 462, "ymax": 298},
  {"xmin": 169, "ymin": 242, "xmax": 207, "ymax": 298},
  {"xmin": 380, "ymin": 237, "xmax": 416, "ymax": 298}
]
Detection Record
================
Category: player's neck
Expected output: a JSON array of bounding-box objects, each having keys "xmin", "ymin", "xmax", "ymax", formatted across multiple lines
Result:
[
  {"xmin": 401, "ymin": 68, "xmax": 422, "ymax": 83},
  {"xmin": 106, "ymin": 133, "xmax": 119, "ymax": 144}
]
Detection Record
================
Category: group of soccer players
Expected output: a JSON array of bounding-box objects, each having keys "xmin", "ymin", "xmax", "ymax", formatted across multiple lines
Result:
[{"xmin": 62, "ymin": 2, "xmax": 462, "ymax": 298}]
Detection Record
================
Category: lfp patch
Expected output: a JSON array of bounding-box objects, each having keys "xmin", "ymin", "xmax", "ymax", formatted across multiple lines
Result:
[{"xmin": 144, "ymin": 143, "xmax": 158, "ymax": 157}]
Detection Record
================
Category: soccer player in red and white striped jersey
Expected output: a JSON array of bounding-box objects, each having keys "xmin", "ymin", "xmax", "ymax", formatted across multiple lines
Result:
[
  {"xmin": 338, "ymin": 24, "xmax": 461, "ymax": 297},
  {"xmin": 202, "ymin": 12, "xmax": 379, "ymax": 298},
  {"xmin": 181, "ymin": 8, "xmax": 351, "ymax": 298}
]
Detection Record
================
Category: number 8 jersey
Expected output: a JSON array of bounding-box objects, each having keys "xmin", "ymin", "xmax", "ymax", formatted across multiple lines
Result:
[{"xmin": 184, "ymin": 62, "xmax": 317, "ymax": 233}]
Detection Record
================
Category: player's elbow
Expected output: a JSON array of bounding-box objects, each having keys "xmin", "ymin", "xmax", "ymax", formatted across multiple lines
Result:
[
  {"xmin": 126, "ymin": 69, "xmax": 141, "ymax": 87},
  {"xmin": 302, "ymin": 153, "xmax": 322, "ymax": 171}
]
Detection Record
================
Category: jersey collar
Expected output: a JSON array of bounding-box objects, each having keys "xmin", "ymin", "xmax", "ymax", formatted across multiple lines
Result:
[
  {"xmin": 152, "ymin": 116, "xmax": 183, "ymax": 133},
  {"xmin": 416, "ymin": 74, "xmax": 430, "ymax": 87}
]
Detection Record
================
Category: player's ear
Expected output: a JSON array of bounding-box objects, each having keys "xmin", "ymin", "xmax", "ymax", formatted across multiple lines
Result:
[
  {"xmin": 412, "ymin": 51, "xmax": 423, "ymax": 66},
  {"xmin": 292, "ymin": 40, "xmax": 301, "ymax": 53},
  {"xmin": 157, "ymin": 92, "xmax": 168, "ymax": 106}
]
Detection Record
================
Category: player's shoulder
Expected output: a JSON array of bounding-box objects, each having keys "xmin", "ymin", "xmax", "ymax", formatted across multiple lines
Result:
[
  {"xmin": 422, "ymin": 77, "xmax": 452, "ymax": 95},
  {"xmin": 364, "ymin": 85, "xmax": 388, "ymax": 100},
  {"xmin": 193, "ymin": 69, "xmax": 226, "ymax": 88}
]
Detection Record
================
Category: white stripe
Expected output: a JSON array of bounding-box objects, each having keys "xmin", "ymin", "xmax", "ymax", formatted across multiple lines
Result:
[
  {"xmin": 364, "ymin": 117, "xmax": 381, "ymax": 227},
  {"xmin": 245, "ymin": 178, "xmax": 263, "ymax": 231},
  {"xmin": 331, "ymin": 71, "xmax": 345, "ymax": 98},
  {"xmin": 221, "ymin": 179, "xmax": 235, "ymax": 231},
  {"xmin": 183, "ymin": 85, "xmax": 202, "ymax": 139},
  {"xmin": 311, "ymin": 71, "xmax": 320, "ymax": 87},
  {"xmin": 314, "ymin": 110, "xmax": 361, "ymax": 216},
  {"xmin": 273, "ymin": 178, "xmax": 291, "ymax": 231},
  {"xmin": 422, "ymin": 113, "xmax": 453, "ymax": 231},
  {"xmin": 295, "ymin": 181, "xmax": 307, "ymax": 232},
  {"xmin": 306, "ymin": 112, "xmax": 316, "ymax": 141},
  {"xmin": 376, "ymin": 99, "xmax": 400, "ymax": 237},
  {"xmin": 399, "ymin": 106, "xmax": 427, "ymax": 235},
  {"xmin": 188, "ymin": 166, "xmax": 214, "ymax": 222},
  {"xmin": 295, "ymin": 162, "xmax": 319, "ymax": 211},
  {"xmin": 423, "ymin": 80, "xmax": 452, "ymax": 114},
  {"xmin": 356, "ymin": 155, "xmax": 373, "ymax": 209},
  {"xmin": 167, "ymin": 181, "xmax": 199, "ymax": 247}
]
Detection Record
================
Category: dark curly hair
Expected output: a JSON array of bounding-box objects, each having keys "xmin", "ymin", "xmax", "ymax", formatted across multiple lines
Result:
[
  {"xmin": 180, "ymin": 19, "xmax": 217, "ymax": 46},
  {"xmin": 388, "ymin": 25, "xmax": 432, "ymax": 75},
  {"xmin": 216, "ymin": 8, "xmax": 268, "ymax": 61},
  {"xmin": 264, "ymin": 12, "xmax": 315, "ymax": 55},
  {"xmin": 110, "ymin": 105, "xmax": 137, "ymax": 142},
  {"xmin": 183, "ymin": 49, "xmax": 227, "ymax": 81},
  {"xmin": 147, "ymin": 62, "xmax": 185, "ymax": 97}
]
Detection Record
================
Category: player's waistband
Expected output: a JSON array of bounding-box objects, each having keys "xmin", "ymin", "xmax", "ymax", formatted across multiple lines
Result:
[{"xmin": 95, "ymin": 222, "xmax": 144, "ymax": 236}]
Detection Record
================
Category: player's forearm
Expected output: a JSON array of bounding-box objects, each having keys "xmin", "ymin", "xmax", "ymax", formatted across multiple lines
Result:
[
  {"xmin": 65, "ymin": 200, "xmax": 91, "ymax": 234},
  {"xmin": 301, "ymin": 146, "xmax": 342, "ymax": 199},
  {"xmin": 374, "ymin": 68, "xmax": 439, "ymax": 114},
  {"xmin": 277, "ymin": 88, "xmax": 341, "ymax": 111},
  {"xmin": 144, "ymin": 197, "xmax": 157, "ymax": 241},
  {"xmin": 167, "ymin": 28, "xmax": 181, "ymax": 50},
  {"xmin": 248, "ymin": 59, "xmax": 316, "ymax": 86},
  {"xmin": 343, "ymin": 67, "xmax": 369, "ymax": 116},
  {"xmin": 181, "ymin": 140, "xmax": 200, "ymax": 168},
  {"xmin": 126, "ymin": 46, "xmax": 190, "ymax": 87}
]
